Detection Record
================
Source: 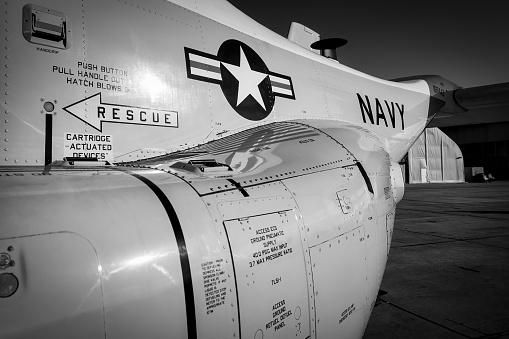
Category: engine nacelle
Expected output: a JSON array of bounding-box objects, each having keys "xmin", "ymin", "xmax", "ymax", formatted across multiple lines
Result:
[{"xmin": 0, "ymin": 121, "xmax": 397, "ymax": 339}]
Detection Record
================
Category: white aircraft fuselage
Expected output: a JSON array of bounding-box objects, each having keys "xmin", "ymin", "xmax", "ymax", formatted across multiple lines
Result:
[{"xmin": 0, "ymin": 0, "xmax": 457, "ymax": 338}]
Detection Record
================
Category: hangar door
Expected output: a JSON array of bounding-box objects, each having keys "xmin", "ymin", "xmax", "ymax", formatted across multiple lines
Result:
[{"xmin": 408, "ymin": 128, "xmax": 465, "ymax": 183}]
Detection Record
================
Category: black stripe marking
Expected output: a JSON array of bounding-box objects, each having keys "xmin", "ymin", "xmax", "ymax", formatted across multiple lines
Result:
[
  {"xmin": 227, "ymin": 178, "xmax": 249, "ymax": 197},
  {"xmin": 45, "ymin": 114, "xmax": 53, "ymax": 166},
  {"xmin": 356, "ymin": 162, "xmax": 374, "ymax": 194},
  {"xmin": 270, "ymin": 80, "xmax": 292, "ymax": 90},
  {"xmin": 189, "ymin": 60, "xmax": 221, "ymax": 74},
  {"xmin": 129, "ymin": 172, "xmax": 197, "ymax": 339}
]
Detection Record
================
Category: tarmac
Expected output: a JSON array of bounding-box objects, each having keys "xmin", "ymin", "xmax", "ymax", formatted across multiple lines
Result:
[{"xmin": 363, "ymin": 181, "xmax": 509, "ymax": 339}]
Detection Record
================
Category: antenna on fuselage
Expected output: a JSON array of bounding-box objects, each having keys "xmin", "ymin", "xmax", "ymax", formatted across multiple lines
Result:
[{"xmin": 310, "ymin": 38, "xmax": 348, "ymax": 61}]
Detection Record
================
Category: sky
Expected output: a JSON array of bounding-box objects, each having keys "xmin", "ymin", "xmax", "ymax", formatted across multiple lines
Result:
[{"xmin": 227, "ymin": 1, "xmax": 508, "ymax": 88}]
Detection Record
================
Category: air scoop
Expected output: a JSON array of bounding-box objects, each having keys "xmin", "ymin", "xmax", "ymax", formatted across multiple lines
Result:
[{"xmin": 311, "ymin": 38, "xmax": 348, "ymax": 61}]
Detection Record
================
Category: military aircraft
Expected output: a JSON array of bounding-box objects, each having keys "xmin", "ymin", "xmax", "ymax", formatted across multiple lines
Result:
[{"xmin": 1, "ymin": 0, "xmax": 507, "ymax": 338}]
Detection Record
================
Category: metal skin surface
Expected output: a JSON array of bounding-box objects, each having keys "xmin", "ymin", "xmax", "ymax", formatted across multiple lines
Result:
[
  {"xmin": 0, "ymin": 122, "xmax": 395, "ymax": 338},
  {"xmin": 1, "ymin": 0, "xmax": 431, "ymax": 166},
  {"xmin": 0, "ymin": 0, "xmax": 447, "ymax": 338}
]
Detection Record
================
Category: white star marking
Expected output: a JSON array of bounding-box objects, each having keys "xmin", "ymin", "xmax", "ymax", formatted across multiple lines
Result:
[{"xmin": 222, "ymin": 46, "xmax": 268, "ymax": 110}]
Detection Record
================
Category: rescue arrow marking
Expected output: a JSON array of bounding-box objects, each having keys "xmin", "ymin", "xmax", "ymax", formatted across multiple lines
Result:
[{"xmin": 63, "ymin": 92, "xmax": 179, "ymax": 132}]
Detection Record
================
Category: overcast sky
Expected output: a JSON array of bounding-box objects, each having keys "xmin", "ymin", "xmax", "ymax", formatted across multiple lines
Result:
[{"xmin": 228, "ymin": 1, "xmax": 508, "ymax": 88}]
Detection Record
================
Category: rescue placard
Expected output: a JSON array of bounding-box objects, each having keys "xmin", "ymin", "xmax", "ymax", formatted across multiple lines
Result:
[
  {"xmin": 63, "ymin": 93, "xmax": 179, "ymax": 132},
  {"xmin": 64, "ymin": 133, "xmax": 113, "ymax": 161}
]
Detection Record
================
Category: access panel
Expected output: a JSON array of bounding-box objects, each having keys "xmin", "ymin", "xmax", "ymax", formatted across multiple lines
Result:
[
  {"xmin": 224, "ymin": 210, "xmax": 310, "ymax": 339},
  {"xmin": 0, "ymin": 232, "xmax": 104, "ymax": 338}
]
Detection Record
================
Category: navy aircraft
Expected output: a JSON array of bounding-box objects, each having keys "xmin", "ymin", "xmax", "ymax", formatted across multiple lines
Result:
[{"xmin": 1, "ymin": 0, "xmax": 508, "ymax": 338}]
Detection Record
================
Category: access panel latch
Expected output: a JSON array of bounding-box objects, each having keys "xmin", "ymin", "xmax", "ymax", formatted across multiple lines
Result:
[{"xmin": 22, "ymin": 4, "xmax": 71, "ymax": 50}]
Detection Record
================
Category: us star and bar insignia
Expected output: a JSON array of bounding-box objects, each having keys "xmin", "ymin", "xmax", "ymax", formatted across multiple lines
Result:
[{"xmin": 184, "ymin": 39, "xmax": 295, "ymax": 121}]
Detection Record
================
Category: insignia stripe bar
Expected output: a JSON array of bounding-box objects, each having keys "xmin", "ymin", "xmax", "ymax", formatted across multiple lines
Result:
[
  {"xmin": 184, "ymin": 47, "xmax": 222, "ymax": 84},
  {"xmin": 189, "ymin": 62, "xmax": 222, "ymax": 81},
  {"xmin": 268, "ymin": 72, "xmax": 295, "ymax": 99},
  {"xmin": 270, "ymin": 80, "xmax": 292, "ymax": 91},
  {"xmin": 188, "ymin": 52, "xmax": 220, "ymax": 66},
  {"xmin": 189, "ymin": 60, "xmax": 221, "ymax": 74}
]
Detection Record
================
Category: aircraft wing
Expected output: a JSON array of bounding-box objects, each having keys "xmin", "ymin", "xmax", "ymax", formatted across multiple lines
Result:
[{"xmin": 442, "ymin": 82, "xmax": 509, "ymax": 113}]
